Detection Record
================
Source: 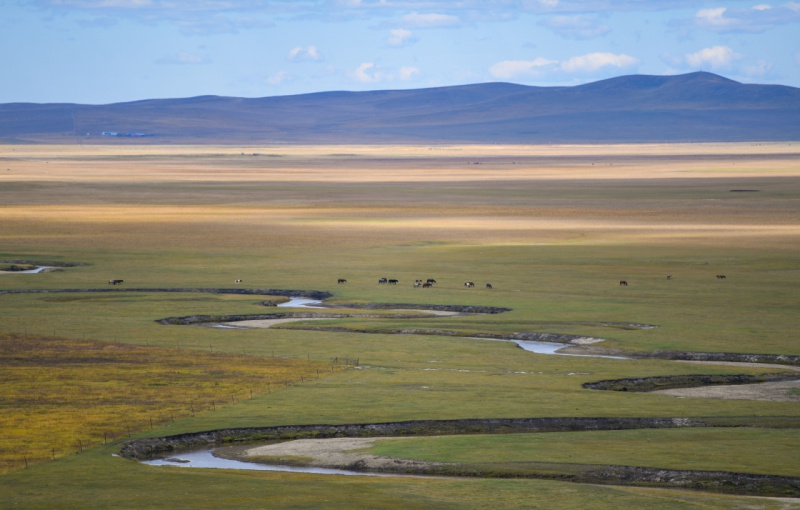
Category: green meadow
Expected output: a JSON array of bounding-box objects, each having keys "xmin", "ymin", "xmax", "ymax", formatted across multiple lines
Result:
[{"xmin": 1, "ymin": 143, "xmax": 799, "ymax": 508}]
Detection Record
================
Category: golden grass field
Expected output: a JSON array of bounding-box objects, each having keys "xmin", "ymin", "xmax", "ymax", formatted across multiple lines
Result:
[
  {"xmin": 1, "ymin": 142, "xmax": 799, "ymax": 508},
  {"xmin": 3, "ymin": 143, "xmax": 798, "ymax": 250}
]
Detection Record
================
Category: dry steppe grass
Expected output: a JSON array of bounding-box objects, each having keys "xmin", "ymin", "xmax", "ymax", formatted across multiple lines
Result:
[{"xmin": 2, "ymin": 143, "xmax": 799, "ymax": 251}]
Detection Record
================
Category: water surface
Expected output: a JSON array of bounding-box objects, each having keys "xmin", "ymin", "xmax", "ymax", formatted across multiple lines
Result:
[
  {"xmin": 142, "ymin": 449, "xmax": 390, "ymax": 477},
  {"xmin": 277, "ymin": 297, "xmax": 326, "ymax": 308}
]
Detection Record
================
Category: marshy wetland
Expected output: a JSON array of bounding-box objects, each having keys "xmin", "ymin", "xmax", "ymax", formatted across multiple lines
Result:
[{"xmin": 1, "ymin": 143, "xmax": 800, "ymax": 508}]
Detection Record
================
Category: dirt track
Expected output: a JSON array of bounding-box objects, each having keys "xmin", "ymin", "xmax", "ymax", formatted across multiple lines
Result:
[{"xmin": 652, "ymin": 374, "xmax": 800, "ymax": 402}]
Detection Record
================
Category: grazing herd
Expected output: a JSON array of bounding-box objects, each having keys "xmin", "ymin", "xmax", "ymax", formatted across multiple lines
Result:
[
  {"xmin": 370, "ymin": 278, "xmax": 493, "ymax": 289},
  {"xmin": 619, "ymin": 274, "xmax": 727, "ymax": 286},
  {"xmin": 106, "ymin": 273, "xmax": 728, "ymax": 289}
]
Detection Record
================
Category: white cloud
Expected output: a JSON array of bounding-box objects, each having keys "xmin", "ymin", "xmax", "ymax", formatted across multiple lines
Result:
[
  {"xmin": 684, "ymin": 46, "xmax": 740, "ymax": 70},
  {"xmin": 694, "ymin": 7, "xmax": 734, "ymax": 30},
  {"xmin": 287, "ymin": 46, "xmax": 322, "ymax": 62},
  {"xmin": 560, "ymin": 52, "xmax": 638, "ymax": 73},
  {"xmin": 387, "ymin": 28, "xmax": 415, "ymax": 47},
  {"xmin": 401, "ymin": 12, "xmax": 460, "ymax": 28},
  {"xmin": 489, "ymin": 58, "xmax": 559, "ymax": 79},
  {"xmin": 348, "ymin": 62, "xmax": 420, "ymax": 84},
  {"xmin": 743, "ymin": 60, "xmax": 774, "ymax": 77},
  {"xmin": 490, "ymin": 52, "xmax": 637, "ymax": 80},
  {"xmin": 352, "ymin": 62, "xmax": 380, "ymax": 83},
  {"xmin": 266, "ymin": 71, "xmax": 291, "ymax": 85},
  {"xmin": 399, "ymin": 66, "xmax": 420, "ymax": 80}
]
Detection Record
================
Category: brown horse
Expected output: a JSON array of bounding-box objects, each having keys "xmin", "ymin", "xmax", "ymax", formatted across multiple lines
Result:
[
  {"xmin": 464, "ymin": 282, "xmax": 475, "ymax": 288},
  {"xmin": 619, "ymin": 280, "xmax": 628, "ymax": 286},
  {"xmin": 338, "ymin": 279, "xmax": 347, "ymax": 284},
  {"xmin": 716, "ymin": 275, "xmax": 726, "ymax": 279}
]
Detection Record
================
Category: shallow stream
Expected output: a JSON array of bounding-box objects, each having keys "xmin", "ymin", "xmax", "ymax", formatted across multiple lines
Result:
[
  {"xmin": 0, "ymin": 266, "xmax": 53, "ymax": 274},
  {"xmin": 509, "ymin": 339, "xmax": 628, "ymax": 359},
  {"xmin": 142, "ymin": 449, "xmax": 388, "ymax": 477},
  {"xmin": 277, "ymin": 297, "xmax": 327, "ymax": 308}
]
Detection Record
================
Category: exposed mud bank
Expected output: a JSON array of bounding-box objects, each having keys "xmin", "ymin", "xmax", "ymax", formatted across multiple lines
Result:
[
  {"xmin": 120, "ymin": 417, "xmax": 704, "ymax": 460},
  {"xmin": 332, "ymin": 302, "xmax": 511, "ymax": 314},
  {"xmin": 155, "ymin": 300, "xmax": 512, "ymax": 326},
  {"xmin": 583, "ymin": 372, "xmax": 800, "ymax": 392},
  {"xmin": 156, "ymin": 312, "xmax": 383, "ymax": 326},
  {"xmin": 0, "ymin": 287, "xmax": 333, "ymax": 300}
]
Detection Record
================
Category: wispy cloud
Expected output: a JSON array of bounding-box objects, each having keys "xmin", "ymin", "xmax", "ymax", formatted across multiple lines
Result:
[
  {"xmin": 661, "ymin": 45, "xmax": 776, "ymax": 81},
  {"xmin": 561, "ymin": 52, "xmax": 638, "ymax": 73},
  {"xmin": 689, "ymin": 3, "xmax": 800, "ymax": 33},
  {"xmin": 267, "ymin": 71, "xmax": 292, "ymax": 86},
  {"xmin": 489, "ymin": 58, "xmax": 559, "ymax": 79},
  {"xmin": 684, "ymin": 45, "xmax": 741, "ymax": 70},
  {"xmin": 399, "ymin": 66, "xmax": 420, "ymax": 80},
  {"xmin": 349, "ymin": 62, "xmax": 420, "ymax": 84},
  {"xmin": 490, "ymin": 52, "xmax": 638, "ymax": 80},
  {"xmin": 287, "ymin": 46, "xmax": 323, "ymax": 62},
  {"xmin": 387, "ymin": 28, "xmax": 416, "ymax": 47}
]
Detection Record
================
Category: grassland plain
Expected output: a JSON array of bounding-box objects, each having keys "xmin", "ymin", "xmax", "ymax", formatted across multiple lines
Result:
[{"xmin": 0, "ymin": 143, "xmax": 799, "ymax": 508}]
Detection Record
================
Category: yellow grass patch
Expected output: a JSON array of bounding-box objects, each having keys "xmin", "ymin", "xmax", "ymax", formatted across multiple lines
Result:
[{"xmin": 0, "ymin": 333, "xmax": 342, "ymax": 473}]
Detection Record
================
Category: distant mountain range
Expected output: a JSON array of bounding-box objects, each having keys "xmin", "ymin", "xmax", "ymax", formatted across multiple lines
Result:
[{"xmin": 1, "ymin": 72, "xmax": 798, "ymax": 144}]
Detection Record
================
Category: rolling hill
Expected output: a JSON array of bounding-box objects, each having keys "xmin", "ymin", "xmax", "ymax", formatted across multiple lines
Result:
[{"xmin": 1, "ymin": 72, "xmax": 798, "ymax": 144}]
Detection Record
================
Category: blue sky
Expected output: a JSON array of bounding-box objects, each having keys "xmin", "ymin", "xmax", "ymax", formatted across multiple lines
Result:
[{"xmin": 2, "ymin": 0, "xmax": 799, "ymax": 104}]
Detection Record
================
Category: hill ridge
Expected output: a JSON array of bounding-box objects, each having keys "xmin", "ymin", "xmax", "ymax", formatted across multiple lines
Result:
[{"xmin": 1, "ymin": 72, "xmax": 798, "ymax": 143}]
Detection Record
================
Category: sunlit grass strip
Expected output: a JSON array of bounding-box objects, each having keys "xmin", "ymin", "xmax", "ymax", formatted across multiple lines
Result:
[{"xmin": 0, "ymin": 333, "xmax": 345, "ymax": 473}]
